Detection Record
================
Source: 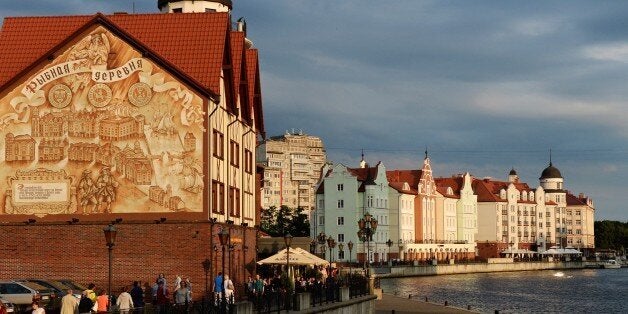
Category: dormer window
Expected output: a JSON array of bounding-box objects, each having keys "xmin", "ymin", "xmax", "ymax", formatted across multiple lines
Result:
[
  {"xmin": 403, "ymin": 182, "xmax": 410, "ymax": 191},
  {"xmin": 522, "ymin": 191, "xmax": 527, "ymax": 201},
  {"xmin": 500, "ymin": 189, "xmax": 506, "ymax": 199},
  {"xmin": 447, "ymin": 187, "xmax": 453, "ymax": 195}
]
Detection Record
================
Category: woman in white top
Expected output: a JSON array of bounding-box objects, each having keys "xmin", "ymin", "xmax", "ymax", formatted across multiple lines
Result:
[
  {"xmin": 223, "ymin": 275, "xmax": 235, "ymax": 304},
  {"xmin": 31, "ymin": 302, "xmax": 45, "ymax": 314}
]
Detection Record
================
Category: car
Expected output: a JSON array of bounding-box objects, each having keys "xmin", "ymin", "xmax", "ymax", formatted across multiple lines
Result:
[
  {"xmin": 0, "ymin": 281, "xmax": 53, "ymax": 312},
  {"xmin": 57, "ymin": 279, "xmax": 87, "ymax": 294},
  {"xmin": 15, "ymin": 279, "xmax": 71, "ymax": 311},
  {"xmin": 0, "ymin": 298, "xmax": 15, "ymax": 313}
]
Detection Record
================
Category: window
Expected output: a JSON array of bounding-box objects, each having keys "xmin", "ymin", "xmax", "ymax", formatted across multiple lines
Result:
[
  {"xmin": 337, "ymin": 184, "xmax": 344, "ymax": 191},
  {"xmin": 318, "ymin": 199, "xmax": 324, "ymax": 209},
  {"xmin": 338, "ymin": 250, "xmax": 345, "ymax": 260},
  {"xmin": 244, "ymin": 149, "xmax": 253, "ymax": 173},
  {"xmin": 338, "ymin": 234, "xmax": 344, "ymax": 242},
  {"xmin": 319, "ymin": 216, "xmax": 325, "ymax": 225},
  {"xmin": 230, "ymin": 141, "xmax": 240, "ymax": 167},
  {"xmin": 337, "ymin": 217, "xmax": 344, "ymax": 225},
  {"xmin": 211, "ymin": 180, "xmax": 224, "ymax": 214},
  {"xmin": 337, "ymin": 200, "xmax": 344, "ymax": 208},
  {"xmin": 213, "ymin": 129, "xmax": 224, "ymax": 159},
  {"xmin": 229, "ymin": 187, "xmax": 240, "ymax": 217},
  {"xmin": 172, "ymin": 8, "xmax": 183, "ymax": 13},
  {"xmin": 367, "ymin": 196, "xmax": 373, "ymax": 207}
]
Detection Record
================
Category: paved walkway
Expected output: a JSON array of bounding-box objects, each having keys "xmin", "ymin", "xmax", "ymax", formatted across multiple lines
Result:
[{"xmin": 375, "ymin": 293, "xmax": 477, "ymax": 314}]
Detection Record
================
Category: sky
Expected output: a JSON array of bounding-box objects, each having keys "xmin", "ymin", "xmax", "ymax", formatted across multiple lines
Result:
[{"xmin": 1, "ymin": 0, "xmax": 627, "ymax": 221}]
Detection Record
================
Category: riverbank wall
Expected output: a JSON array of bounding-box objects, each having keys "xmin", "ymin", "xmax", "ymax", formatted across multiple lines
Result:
[{"xmin": 372, "ymin": 261, "xmax": 584, "ymax": 278}]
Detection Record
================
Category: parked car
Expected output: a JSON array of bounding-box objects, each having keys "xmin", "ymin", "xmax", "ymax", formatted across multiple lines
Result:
[
  {"xmin": 0, "ymin": 298, "xmax": 15, "ymax": 313},
  {"xmin": 0, "ymin": 281, "xmax": 53, "ymax": 312},
  {"xmin": 15, "ymin": 279, "xmax": 70, "ymax": 311},
  {"xmin": 57, "ymin": 280, "xmax": 86, "ymax": 296}
]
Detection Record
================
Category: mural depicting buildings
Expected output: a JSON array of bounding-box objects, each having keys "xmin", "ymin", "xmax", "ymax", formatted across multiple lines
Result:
[
  {"xmin": 69, "ymin": 142, "xmax": 99, "ymax": 162},
  {"xmin": 5, "ymin": 133, "xmax": 36, "ymax": 161},
  {"xmin": 31, "ymin": 108, "xmax": 67, "ymax": 137},
  {"xmin": 117, "ymin": 141, "xmax": 153, "ymax": 185},
  {"xmin": 38, "ymin": 138, "xmax": 68, "ymax": 161},
  {"xmin": 68, "ymin": 109, "xmax": 100, "ymax": 138},
  {"xmin": 149, "ymin": 184, "xmax": 185, "ymax": 211},
  {"xmin": 99, "ymin": 115, "xmax": 145, "ymax": 141},
  {"xmin": 183, "ymin": 132, "xmax": 196, "ymax": 152},
  {"xmin": 96, "ymin": 142, "xmax": 121, "ymax": 167}
]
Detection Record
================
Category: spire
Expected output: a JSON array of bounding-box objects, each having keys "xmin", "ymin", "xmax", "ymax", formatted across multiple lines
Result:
[
  {"xmin": 359, "ymin": 149, "xmax": 366, "ymax": 169},
  {"xmin": 549, "ymin": 148, "xmax": 553, "ymax": 166}
]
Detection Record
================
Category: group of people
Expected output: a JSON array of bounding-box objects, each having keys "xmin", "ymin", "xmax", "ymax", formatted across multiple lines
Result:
[
  {"xmin": 58, "ymin": 282, "xmax": 143, "ymax": 314},
  {"xmin": 149, "ymin": 273, "xmax": 194, "ymax": 313},
  {"xmin": 212, "ymin": 272, "xmax": 235, "ymax": 305}
]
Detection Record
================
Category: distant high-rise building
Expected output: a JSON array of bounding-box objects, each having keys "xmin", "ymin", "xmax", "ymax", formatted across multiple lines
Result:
[{"xmin": 257, "ymin": 130, "xmax": 326, "ymax": 212}]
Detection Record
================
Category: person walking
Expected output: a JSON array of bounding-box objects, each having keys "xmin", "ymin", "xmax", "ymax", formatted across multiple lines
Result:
[
  {"xmin": 96, "ymin": 290, "xmax": 109, "ymax": 313},
  {"xmin": 130, "ymin": 281, "xmax": 145, "ymax": 309},
  {"xmin": 78, "ymin": 290, "xmax": 94, "ymax": 314},
  {"xmin": 223, "ymin": 275, "xmax": 234, "ymax": 304},
  {"xmin": 60, "ymin": 289, "xmax": 79, "ymax": 314},
  {"xmin": 155, "ymin": 280, "xmax": 169, "ymax": 314},
  {"xmin": 174, "ymin": 281, "xmax": 191, "ymax": 312},
  {"xmin": 213, "ymin": 272, "xmax": 223, "ymax": 305},
  {"xmin": 116, "ymin": 287, "xmax": 134, "ymax": 314}
]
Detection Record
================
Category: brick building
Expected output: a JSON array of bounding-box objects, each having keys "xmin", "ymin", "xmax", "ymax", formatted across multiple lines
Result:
[{"xmin": 0, "ymin": 0, "xmax": 264, "ymax": 300}]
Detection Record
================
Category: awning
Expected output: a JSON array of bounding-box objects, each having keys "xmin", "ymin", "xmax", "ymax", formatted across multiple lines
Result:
[
  {"xmin": 257, "ymin": 247, "xmax": 329, "ymax": 265},
  {"xmin": 541, "ymin": 248, "xmax": 582, "ymax": 255}
]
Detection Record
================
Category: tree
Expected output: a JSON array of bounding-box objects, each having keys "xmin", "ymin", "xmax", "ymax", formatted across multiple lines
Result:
[
  {"xmin": 594, "ymin": 220, "xmax": 628, "ymax": 250},
  {"xmin": 260, "ymin": 205, "xmax": 310, "ymax": 237}
]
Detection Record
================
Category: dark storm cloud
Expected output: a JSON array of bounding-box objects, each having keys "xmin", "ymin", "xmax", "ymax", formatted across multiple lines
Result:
[{"xmin": 1, "ymin": 0, "xmax": 626, "ymax": 220}]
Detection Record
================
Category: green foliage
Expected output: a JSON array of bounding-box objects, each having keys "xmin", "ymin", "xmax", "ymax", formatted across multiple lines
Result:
[
  {"xmin": 304, "ymin": 267, "xmax": 323, "ymax": 280},
  {"xmin": 260, "ymin": 205, "xmax": 310, "ymax": 237},
  {"xmin": 594, "ymin": 220, "xmax": 628, "ymax": 250}
]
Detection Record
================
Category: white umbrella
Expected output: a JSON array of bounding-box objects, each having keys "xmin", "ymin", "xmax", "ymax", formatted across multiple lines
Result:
[{"xmin": 257, "ymin": 247, "xmax": 329, "ymax": 265}]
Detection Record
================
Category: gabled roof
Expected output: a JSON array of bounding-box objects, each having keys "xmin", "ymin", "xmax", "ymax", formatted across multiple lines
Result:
[
  {"xmin": 388, "ymin": 182, "xmax": 417, "ymax": 195},
  {"xmin": 472, "ymin": 178, "xmax": 531, "ymax": 202},
  {"xmin": 435, "ymin": 177, "xmax": 463, "ymax": 198},
  {"xmin": 348, "ymin": 162, "xmax": 382, "ymax": 192},
  {"xmin": 566, "ymin": 193, "xmax": 590, "ymax": 207},
  {"xmin": 386, "ymin": 170, "xmax": 422, "ymax": 188},
  {"xmin": 0, "ymin": 12, "xmax": 230, "ymax": 97},
  {"xmin": 246, "ymin": 49, "xmax": 264, "ymax": 134}
]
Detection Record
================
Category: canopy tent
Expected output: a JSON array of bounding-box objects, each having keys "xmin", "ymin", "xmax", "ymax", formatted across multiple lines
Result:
[
  {"xmin": 541, "ymin": 248, "xmax": 582, "ymax": 255},
  {"xmin": 257, "ymin": 247, "xmax": 329, "ymax": 265}
]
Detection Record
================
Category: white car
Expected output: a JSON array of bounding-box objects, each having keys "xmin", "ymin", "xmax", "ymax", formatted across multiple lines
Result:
[{"xmin": 0, "ymin": 281, "xmax": 52, "ymax": 312}]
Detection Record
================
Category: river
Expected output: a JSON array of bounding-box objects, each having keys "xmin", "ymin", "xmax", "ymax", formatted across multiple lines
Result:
[{"xmin": 380, "ymin": 268, "xmax": 628, "ymax": 313}]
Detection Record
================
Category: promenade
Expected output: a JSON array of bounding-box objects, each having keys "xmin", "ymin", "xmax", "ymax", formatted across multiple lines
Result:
[{"xmin": 375, "ymin": 293, "xmax": 476, "ymax": 314}]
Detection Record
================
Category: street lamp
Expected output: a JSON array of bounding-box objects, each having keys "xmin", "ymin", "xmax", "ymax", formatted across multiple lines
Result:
[
  {"xmin": 103, "ymin": 224, "xmax": 117, "ymax": 310},
  {"xmin": 284, "ymin": 233, "xmax": 293, "ymax": 282},
  {"xmin": 218, "ymin": 228, "xmax": 230, "ymax": 306},
  {"xmin": 357, "ymin": 212, "xmax": 378, "ymax": 274},
  {"xmin": 317, "ymin": 232, "xmax": 327, "ymax": 258},
  {"xmin": 202, "ymin": 258, "xmax": 211, "ymax": 299},
  {"xmin": 386, "ymin": 239, "xmax": 393, "ymax": 264},
  {"xmin": 347, "ymin": 241, "xmax": 354, "ymax": 274},
  {"xmin": 326, "ymin": 236, "xmax": 336, "ymax": 276}
]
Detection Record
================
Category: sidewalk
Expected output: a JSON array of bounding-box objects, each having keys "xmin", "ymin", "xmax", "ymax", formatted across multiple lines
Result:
[{"xmin": 375, "ymin": 293, "xmax": 477, "ymax": 314}]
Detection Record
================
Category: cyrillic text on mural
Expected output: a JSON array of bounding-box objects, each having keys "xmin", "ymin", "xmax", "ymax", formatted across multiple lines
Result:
[{"xmin": 0, "ymin": 27, "xmax": 206, "ymax": 217}]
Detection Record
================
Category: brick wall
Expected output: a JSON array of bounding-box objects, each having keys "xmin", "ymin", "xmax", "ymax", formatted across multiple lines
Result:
[{"xmin": 0, "ymin": 221, "xmax": 257, "ymax": 300}]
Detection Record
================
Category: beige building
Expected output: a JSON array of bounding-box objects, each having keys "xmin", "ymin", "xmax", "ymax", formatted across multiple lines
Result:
[{"xmin": 257, "ymin": 131, "xmax": 326, "ymax": 212}]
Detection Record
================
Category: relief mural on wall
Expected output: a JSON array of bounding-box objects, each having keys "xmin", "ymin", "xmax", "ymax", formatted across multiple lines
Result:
[{"xmin": 0, "ymin": 27, "xmax": 206, "ymax": 217}]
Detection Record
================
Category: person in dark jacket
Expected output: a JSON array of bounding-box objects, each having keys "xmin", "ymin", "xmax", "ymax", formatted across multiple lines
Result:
[
  {"xmin": 78, "ymin": 290, "xmax": 94, "ymax": 314},
  {"xmin": 130, "ymin": 281, "xmax": 145, "ymax": 309}
]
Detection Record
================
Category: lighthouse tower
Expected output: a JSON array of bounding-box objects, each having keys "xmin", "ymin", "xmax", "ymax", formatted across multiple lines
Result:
[{"xmin": 158, "ymin": 0, "xmax": 232, "ymax": 13}]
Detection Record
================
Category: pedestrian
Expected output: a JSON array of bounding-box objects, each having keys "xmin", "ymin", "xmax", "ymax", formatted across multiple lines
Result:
[
  {"xmin": 116, "ymin": 286, "xmax": 134, "ymax": 314},
  {"xmin": 78, "ymin": 290, "xmax": 94, "ymax": 314},
  {"xmin": 31, "ymin": 302, "xmax": 45, "ymax": 314},
  {"xmin": 96, "ymin": 289, "xmax": 109, "ymax": 313},
  {"xmin": 224, "ymin": 275, "xmax": 234, "ymax": 304},
  {"xmin": 0, "ymin": 299, "xmax": 8, "ymax": 314},
  {"xmin": 184, "ymin": 277, "xmax": 192, "ymax": 292},
  {"xmin": 213, "ymin": 272, "xmax": 223, "ymax": 305},
  {"xmin": 60, "ymin": 289, "xmax": 79, "ymax": 314},
  {"xmin": 130, "ymin": 281, "xmax": 145, "ymax": 309},
  {"xmin": 155, "ymin": 280, "xmax": 169, "ymax": 314},
  {"xmin": 84, "ymin": 284, "xmax": 97, "ymax": 303},
  {"xmin": 174, "ymin": 281, "xmax": 191, "ymax": 311}
]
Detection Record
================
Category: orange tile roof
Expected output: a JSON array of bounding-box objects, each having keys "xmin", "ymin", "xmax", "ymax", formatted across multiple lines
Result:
[
  {"xmin": 386, "ymin": 170, "xmax": 422, "ymax": 187},
  {"xmin": 388, "ymin": 182, "xmax": 417, "ymax": 195},
  {"xmin": 231, "ymin": 31, "xmax": 245, "ymax": 93},
  {"xmin": 435, "ymin": 177, "xmax": 463, "ymax": 197},
  {"xmin": 246, "ymin": 48, "xmax": 264, "ymax": 134},
  {"xmin": 0, "ymin": 12, "xmax": 230, "ymax": 96}
]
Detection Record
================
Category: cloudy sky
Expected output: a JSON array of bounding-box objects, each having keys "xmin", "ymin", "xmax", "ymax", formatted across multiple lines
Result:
[{"xmin": 2, "ymin": 0, "xmax": 627, "ymax": 221}]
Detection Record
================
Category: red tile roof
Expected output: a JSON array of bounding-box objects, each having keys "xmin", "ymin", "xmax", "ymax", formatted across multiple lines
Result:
[
  {"xmin": 246, "ymin": 49, "xmax": 264, "ymax": 134},
  {"xmin": 386, "ymin": 170, "xmax": 422, "ymax": 187},
  {"xmin": 388, "ymin": 182, "xmax": 417, "ymax": 195},
  {"xmin": 0, "ymin": 12, "xmax": 230, "ymax": 97},
  {"xmin": 566, "ymin": 193, "xmax": 588, "ymax": 206},
  {"xmin": 435, "ymin": 177, "xmax": 463, "ymax": 198}
]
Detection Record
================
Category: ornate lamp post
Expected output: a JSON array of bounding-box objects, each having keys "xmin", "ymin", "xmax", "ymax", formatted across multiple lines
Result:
[
  {"xmin": 326, "ymin": 236, "xmax": 336, "ymax": 276},
  {"xmin": 357, "ymin": 212, "xmax": 378, "ymax": 274},
  {"xmin": 347, "ymin": 241, "xmax": 354, "ymax": 274},
  {"xmin": 386, "ymin": 239, "xmax": 393, "ymax": 264},
  {"xmin": 103, "ymin": 224, "xmax": 117, "ymax": 310},
  {"xmin": 218, "ymin": 228, "xmax": 230, "ymax": 307},
  {"xmin": 202, "ymin": 258, "xmax": 211, "ymax": 299},
  {"xmin": 284, "ymin": 233, "xmax": 293, "ymax": 282},
  {"xmin": 317, "ymin": 232, "xmax": 327, "ymax": 258}
]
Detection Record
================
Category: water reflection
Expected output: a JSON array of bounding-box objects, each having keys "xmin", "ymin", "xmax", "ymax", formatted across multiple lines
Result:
[{"xmin": 380, "ymin": 269, "xmax": 627, "ymax": 313}]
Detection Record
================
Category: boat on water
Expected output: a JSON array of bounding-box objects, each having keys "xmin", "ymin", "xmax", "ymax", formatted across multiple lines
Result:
[
  {"xmin": 601, "ymin": 260, "xmax": 621, "ymax": 269},
  {"xmin": 553, "ymin": 271, "xmax": 565, "ymax": 277}
]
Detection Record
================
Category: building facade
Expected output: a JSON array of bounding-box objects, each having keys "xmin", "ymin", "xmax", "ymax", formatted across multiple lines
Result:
[
  {"xmin": 257, "ymin": 131, "xmax": 326, "ymax": 212},
  {"xmin": 0, "ymin": 0, "xmax": 264, "ymax": 298}
]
